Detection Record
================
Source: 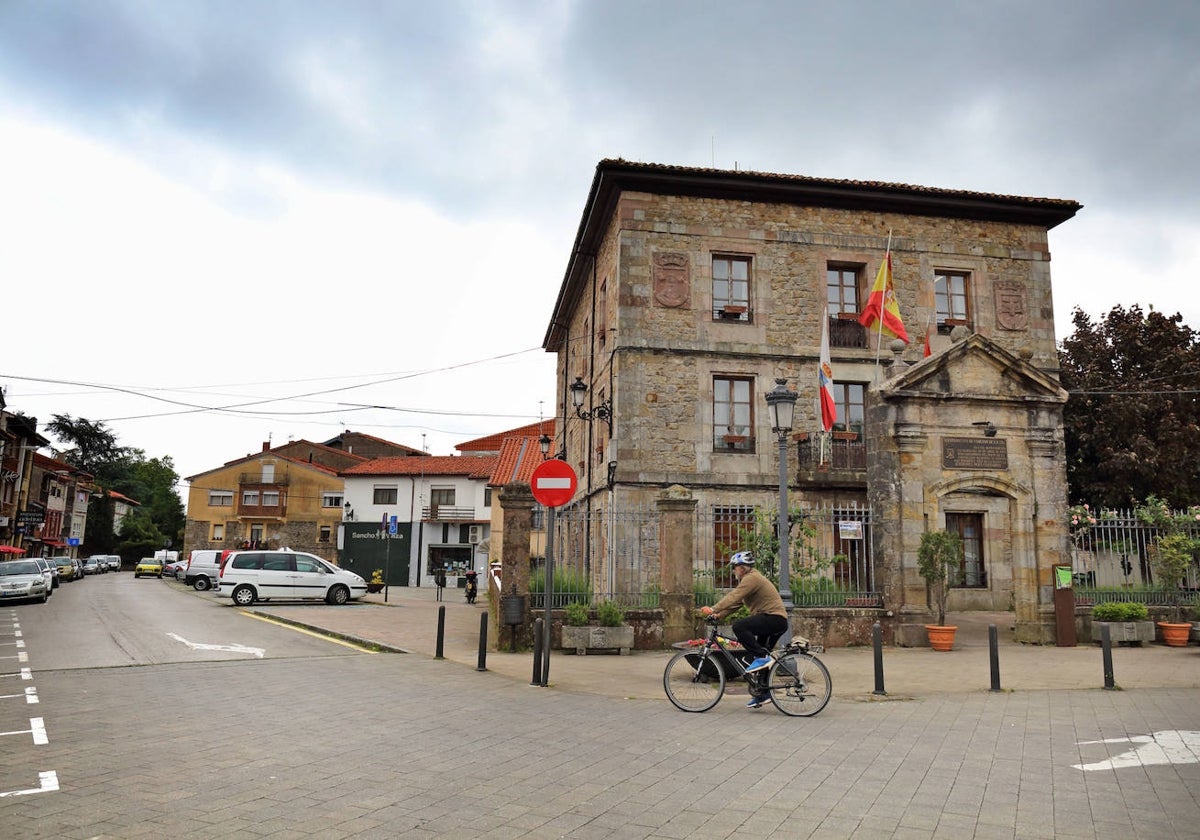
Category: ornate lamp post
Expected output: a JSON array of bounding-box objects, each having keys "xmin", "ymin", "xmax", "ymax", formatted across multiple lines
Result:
[{"xmin": 764, "ymin": 378, "xmax": 798, "ymax": 608}]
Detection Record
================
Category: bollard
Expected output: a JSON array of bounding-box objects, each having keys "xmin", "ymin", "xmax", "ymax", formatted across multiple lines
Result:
[
  {"xmin": 435, "ymin": 604, "xmax": 446, "ymax": 659},
  {"xmin": 476, "ymin": 611, "xmax": 488, "ymax": 672},
  {"xmin": 872, "ymin": 622, "xmax": 886, "ymax": 695},
  {"xmin": 541, "ymin": 615, "xmax": 552, "ymax": 687},
  {"xmin": 1101, "ymin": 622, "xmax": 1116, "ymax": 690},
  {"xmin": 531, "ymin": 617, "xmax": 544, "ymax": 686},
  {"xmin": 988, "ymin": 624, "xmax": 1001, "ymax": 691}
]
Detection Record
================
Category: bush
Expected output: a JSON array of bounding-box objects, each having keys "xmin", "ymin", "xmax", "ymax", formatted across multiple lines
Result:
[
  {"xmin": 564, "ymin": 601, "xmax": 590, "ymax": 626},
  {"xmin": 529, "ymin": 566, "xmax": 592, "ymax": 604},
  {"xmin": 595, "ymin": 599, "xmax": 626, "ymax": 627},
  {"xmin": 1093, "ymin": 601, "xmax": 1150, "ymax": 622}
]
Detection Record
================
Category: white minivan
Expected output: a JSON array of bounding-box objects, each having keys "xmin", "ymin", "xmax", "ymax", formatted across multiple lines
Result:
[
  {"xmin": 217, "ymin": 550, "xmax": 366, "ymax": 606},
  {"xmin": 184, "ymin": 549, "xmax": 224, "ymax": 591}
]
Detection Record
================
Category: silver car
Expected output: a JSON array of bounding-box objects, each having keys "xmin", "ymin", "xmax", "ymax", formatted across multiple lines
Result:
[{"xmin": 0, "ymin": 560, "xmax": 50, "ymax": 603}]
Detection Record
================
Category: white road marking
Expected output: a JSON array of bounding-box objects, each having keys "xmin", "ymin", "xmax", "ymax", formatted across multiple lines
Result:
[
  {"xmin": 167, "ymin": 632, "xmax": 264, "ymax": 658},
  {"xmin": 0, "ymin": 717, "xmax": 47, "ymax": 744},
  {"xmin": 0, "ymin": 687, "xmax": 36, "ymax": 703},
  {"xmin": 0, "ymin": 770, "xmax": 59, "ymax": 798},
  {"xmin": 1074, "ymin": 730, "xmax": 1200, "ymax": 771}
]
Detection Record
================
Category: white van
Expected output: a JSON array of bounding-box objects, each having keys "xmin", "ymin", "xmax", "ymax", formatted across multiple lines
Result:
[
  {"xmin": 218, "ymin": 550, "xmax": 366, "ymax": 606},
  {"xmin": 184, "ymin": 549, "xmax": 224, "ymax": 591}
]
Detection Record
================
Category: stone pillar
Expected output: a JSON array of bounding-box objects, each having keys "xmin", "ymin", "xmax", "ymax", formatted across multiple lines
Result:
[
  {"xmin": 497, "ymin": 483, "xmax": 535, "ymax": 649},
  {"xmin": 658, "ymin": 485, "xmax": 697, "ymax": 646}
]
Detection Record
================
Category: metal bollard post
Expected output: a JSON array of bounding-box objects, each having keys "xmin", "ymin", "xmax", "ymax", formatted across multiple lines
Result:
[
  {"xmin": 435, "ymin": 605, "xmax": 446, "ymax": 659},
  {"xmin": 541, "ymin": 617, "xmax": 552, "ymax": 687},
  {"xmin": 988, "ymin": 624, "xmax": 1001, "ymax": 691},
  {"xmin": 1101, "ymin": 622, "xmax": 1116, "ymax": 690},
  {"xmin": 531, "ymin": 617, "xmax": 544, "ymax": 685},
  {"xmin": 872, "ymin": 622, "xmax": 886, "ymax": 695},
  {"xmin": 476, "ymin": 612, "xmax": 488, "ymax": 672}
]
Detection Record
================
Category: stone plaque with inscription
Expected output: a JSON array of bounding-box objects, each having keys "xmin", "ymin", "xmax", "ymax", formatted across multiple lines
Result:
[{"xmin": 942, "ymin": 437, "xmax": 1008, "ymax": 470}]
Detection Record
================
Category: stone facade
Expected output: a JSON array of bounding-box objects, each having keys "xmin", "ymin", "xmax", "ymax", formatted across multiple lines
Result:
[{"xmin": 543, "ymin": 160, "xmax": 1080, "ymax": 643}]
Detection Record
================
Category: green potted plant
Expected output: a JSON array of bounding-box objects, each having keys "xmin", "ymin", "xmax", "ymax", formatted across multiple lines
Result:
[
  {"xmin": 366, "ymin": 569, "xmax": 384, "ymax": 593},
  {"xmin": 1150, "ymin": 532, "xmax": 1195, "ymax": 645},
  {"xmin": 1090, "ymin": 600, "xmax": 1153, "ymax": 645},
  {"xmin": 560, "ymin": 599, "xmax": 634, "ymax": 655},
  {"xmin": 917, "ymin": 529, "xmax": 962, "ymax": 651}
]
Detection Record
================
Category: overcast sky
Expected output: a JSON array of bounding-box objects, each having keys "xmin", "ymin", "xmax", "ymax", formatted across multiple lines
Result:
[{"xmin": 1, "ymin": 1, "xmax": 1197, "ymax": 495}]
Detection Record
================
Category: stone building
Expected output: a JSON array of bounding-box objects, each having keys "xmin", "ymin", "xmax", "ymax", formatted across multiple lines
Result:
[{"xmin": 542, "ymin": 159, "xmax": 1080, "ymax": 643}]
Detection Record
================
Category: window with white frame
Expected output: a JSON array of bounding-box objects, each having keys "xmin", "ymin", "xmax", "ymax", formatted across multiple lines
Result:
[
  {"xmin": 242, "ymin": 491, "xmax": 259, "ymax": 506},
  {"xmin": 321, "ymin": 492, "xmax": 343, "ymax": 508},
  {"xmin": 209, "ymin": 491, "xmax": 233, "ymax": 507},
  {"xmin": 714, "ymin": 376, "xmax": 754, "ymax": 451},
  {"xmin": 212, "ymin": 523, "xmax": 224, "ymax": 541},
  {"xmin": 373, "ymin": 486, "xmax": 398, "ymax": 505},
  {"xmin": 712, "ymin": 255, "xmax": 752, "ymax": 321},
  {"xmin": 262, "ymin": 491, "xmax": 280, "ymax": 507}
]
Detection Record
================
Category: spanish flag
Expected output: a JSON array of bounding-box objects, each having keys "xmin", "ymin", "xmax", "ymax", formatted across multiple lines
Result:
[{"xmin": 858, "ymin": 251, "xmax": 909, "ymax": 343}]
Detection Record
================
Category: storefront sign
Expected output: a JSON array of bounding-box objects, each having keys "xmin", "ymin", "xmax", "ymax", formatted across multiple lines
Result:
[{"xmin": 942, "ymin": 437, "xmax": 1008, "ymax": 470}]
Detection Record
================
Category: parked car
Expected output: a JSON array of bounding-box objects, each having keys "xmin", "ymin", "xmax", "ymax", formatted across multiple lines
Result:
[
  {"xmin": 162, "ymin": 559, "xmax": 187, "ymax": 580},
  {"xmin": 184, "ymin": 549, "xmax": 224, "ymax": 591},
  {"xmin": 82, "ymin": 557, "xmax": 103, "ymax": 575},
  {"xmin": 0, "ymin": 559, "xmax": 50, "ymax": 603},
  {"xmin": 217, "ymin": 550, "xmax": 367, "ymax": 606},
  {"xmin": 134, "ymin": 557, "xmax": 163, "ymax": 578},
  {"xmin": 105, "ymin": 555, "xmax": 122, "ymax": 572},
  {"xmin": 72, "ymin": 558, "xmax": 85, "ymax": 580},
  {"xmin": 51, "ymin": 556, "xmax": 76, "ymax": 582},
  {"xmin": 31, "ymin": 556, "xmax": 57, "ymax": 593},
  {"xmin": 31, "ymin": 556, "xmax": 58, "ymax": 590},
  {"xmin": 87, "ymin": 554, "xmax": 110, "ymax": 574}
]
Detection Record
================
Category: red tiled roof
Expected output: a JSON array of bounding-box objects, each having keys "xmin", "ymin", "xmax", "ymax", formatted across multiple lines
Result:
[
  {"xmin": 456, "ymin": 420, "xmax": 555, "ymax": 453},
  {"xmin": 341, "ymin": 455, "xmax": 498, "ymax": 479},
  {"xmin": 488, "ymin": 436, "xmax": 547, "ymax": 486}
]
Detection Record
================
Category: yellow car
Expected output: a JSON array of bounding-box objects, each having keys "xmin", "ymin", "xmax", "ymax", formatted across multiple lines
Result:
[
  {"xmin": 134, "ymin": 557, "xmax": 163, "ymax": 578},
  {"xmin": 52, "ymin": 556, "xmax": 76, "ymax": 582}
]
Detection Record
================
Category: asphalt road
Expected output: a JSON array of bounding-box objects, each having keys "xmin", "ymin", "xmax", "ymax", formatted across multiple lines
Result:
[{"xmin": 1, "ymin": 575, "xmax": 1198, "ymax": 839}]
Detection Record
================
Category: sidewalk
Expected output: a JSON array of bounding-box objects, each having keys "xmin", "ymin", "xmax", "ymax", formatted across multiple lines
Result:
[{"xmin": 249, "ymin": 586, "xmax": 1200, "ymax": 700}]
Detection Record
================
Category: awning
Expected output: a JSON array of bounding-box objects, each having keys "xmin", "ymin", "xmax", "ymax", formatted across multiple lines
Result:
[
  {"xmin": 0, "ymin": 545, "xmax": 26, "ymax": 555},
  {"xmin": 42, "ymin": 540, "xmax": 66, "ymax": 547}
]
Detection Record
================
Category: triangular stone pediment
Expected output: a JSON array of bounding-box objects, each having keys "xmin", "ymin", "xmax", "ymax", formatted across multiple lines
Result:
[{"xmin": 879, "ymin": 333, "xmax": 1067, "ymax": 404}]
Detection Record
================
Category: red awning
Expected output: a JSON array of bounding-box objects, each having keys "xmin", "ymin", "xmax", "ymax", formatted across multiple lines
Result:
[
  {"xmin": 0, "ymin": 545, "xmax": 26, "ymax": 555},
  {"xmin": 42, "ymin": 540, "xmax": 66, "ymax": 547}
]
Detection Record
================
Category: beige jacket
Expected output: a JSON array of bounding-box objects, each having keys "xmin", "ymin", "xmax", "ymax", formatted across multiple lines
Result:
[{"xmin": 711, "ymin": 569, "xmax": 787, "ymax": 619}]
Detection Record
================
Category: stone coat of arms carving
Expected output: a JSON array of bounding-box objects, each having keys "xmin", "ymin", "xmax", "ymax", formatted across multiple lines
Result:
[
  {"xmin": 653, "ymin": 252, "xmax": 690, "ymax": 308},
  {"xmin": 995, "ymin": 280, "xmax": 1028, "ymax": 331}
]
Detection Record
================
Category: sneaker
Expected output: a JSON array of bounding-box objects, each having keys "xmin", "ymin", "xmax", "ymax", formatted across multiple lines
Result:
[
  {"xmin": 746, "ymin": 694, "xmax": 770, "ymax": 708},
  {"xmin": 745, "ymin": 656, "xmax": 771, "ymax": 673}
]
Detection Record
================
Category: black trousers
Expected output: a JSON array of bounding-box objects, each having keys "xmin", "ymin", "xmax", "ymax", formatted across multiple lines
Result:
[{"xmin": 732, "ymin": 613, "xmax": 789, "ymax": 658}]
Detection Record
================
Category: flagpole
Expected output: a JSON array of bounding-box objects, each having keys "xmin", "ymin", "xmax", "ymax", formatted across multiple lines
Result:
[{"xmin": 872, "ymin": 229, "xmax": 893, "ymax": 382}]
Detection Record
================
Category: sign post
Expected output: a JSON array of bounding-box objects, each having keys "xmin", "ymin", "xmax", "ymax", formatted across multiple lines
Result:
[{"xmin": 530, "ymin": 459, "xmax": 578, "ymax": 687}]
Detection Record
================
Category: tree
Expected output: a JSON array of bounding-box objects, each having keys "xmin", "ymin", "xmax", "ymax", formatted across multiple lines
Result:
[
  {"xmin": 917, "ymin": 529, "xmax": 962, "ymax": 627},
  {"xmin": 1058, "ymin": 305, "xmax": 1200, "ymax": 508},
  {"xmin": 45, "ymin": 415, "xmax": 184, "ymax": 557}
]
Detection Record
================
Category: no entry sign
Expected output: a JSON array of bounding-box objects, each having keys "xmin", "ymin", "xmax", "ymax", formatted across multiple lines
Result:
[{"xmin": 530, "ymin": 459, "xmax": 577, "ymax": 508}]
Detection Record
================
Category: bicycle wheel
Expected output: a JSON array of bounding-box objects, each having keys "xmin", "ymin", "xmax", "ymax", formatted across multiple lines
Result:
[
  {"xmin": 663, "ymin": 649, "xmax": 726, "ymax": 712},
  {"xmin": 765, "ymin": 652, "xmax": 831, "ymax": 717}
]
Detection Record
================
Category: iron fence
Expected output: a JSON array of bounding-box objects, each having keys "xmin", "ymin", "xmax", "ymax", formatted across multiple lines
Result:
[
  {"xmin": 1070, "ymin": 507, "xmax": 1200, "ymax": 605},
  {"xmin": 529, "ymin": 499, "xmax": 877, "ymax": 609}
]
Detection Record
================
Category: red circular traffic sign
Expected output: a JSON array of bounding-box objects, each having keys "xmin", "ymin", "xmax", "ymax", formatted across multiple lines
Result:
[{"xmin": 530, "ymin": 459, "xmax": 578, "ymax": 508}]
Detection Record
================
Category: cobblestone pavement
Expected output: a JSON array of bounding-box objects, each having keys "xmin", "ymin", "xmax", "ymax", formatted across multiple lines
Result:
[{"xmin": 2, "ymin": 585, "xmax": 1197, "ymax": 838}]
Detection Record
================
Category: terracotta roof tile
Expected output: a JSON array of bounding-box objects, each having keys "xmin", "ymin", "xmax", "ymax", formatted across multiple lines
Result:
[
  {"xmin": 456, "ymin": 420, "xmax": 555, "ymax": 453},
  {"xmin": 341, "ymin": 454, "xmax": 498, "ymax": 479}
]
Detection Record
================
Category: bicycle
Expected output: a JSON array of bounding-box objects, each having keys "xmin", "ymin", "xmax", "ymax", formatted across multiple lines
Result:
[{"xmin": 663, "ymin": 616, "xmax": 831, "ymax": 716}]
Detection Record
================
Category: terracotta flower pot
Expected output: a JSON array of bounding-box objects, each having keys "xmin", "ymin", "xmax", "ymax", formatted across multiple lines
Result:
[
  {"xmin": 925, "ymin": 624, "xmax": 957, "ymax": 651},
  {"xmin": 1157, "ymin": 622, "xmax": 1192, "ymax": 647}
]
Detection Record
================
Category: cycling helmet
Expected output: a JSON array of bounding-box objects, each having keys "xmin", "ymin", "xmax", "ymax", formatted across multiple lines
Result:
[{"xmin": 729, "ymin": 551, "xmax": 755, "ymax": 567}]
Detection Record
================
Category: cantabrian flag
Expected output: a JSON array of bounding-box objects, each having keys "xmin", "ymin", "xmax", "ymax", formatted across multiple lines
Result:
[
  {"xmin": 923, "ymin": 320, "xmax": 933, "ymax": 358},
  {"xmin": 819, "ymin": 307, "xmax": 837, "ymax": 431},
  {"xmin": 858, "ymin": 251, "xmax": 909, "ymax": 343}
]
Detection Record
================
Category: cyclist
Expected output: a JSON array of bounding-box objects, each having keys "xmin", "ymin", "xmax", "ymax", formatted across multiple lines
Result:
[{"xmin": 700, "ymin": 551, "xmax": 789, "ymax": 707}]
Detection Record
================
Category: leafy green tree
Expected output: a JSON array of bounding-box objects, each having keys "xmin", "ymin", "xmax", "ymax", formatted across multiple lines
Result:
[
  {"xmin": 1058, "ymin": 305, "xmax": 1200, "ymax": 508},
  {"xmin": 45, "ymin": 415, "xmax": 184, "ymax": 557}
]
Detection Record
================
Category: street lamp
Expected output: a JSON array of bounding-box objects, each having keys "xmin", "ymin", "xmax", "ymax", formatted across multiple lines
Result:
[
  {"xmin": 343, "ymin": 501, "xmax": 354, "ymax": 521},
  {"xmin": 569, "ymin": 376, "xmax": 612, "ymax": 426},
  {"xmin": 764, "ymin": 377, "xmax": 798, "ymax": 608}
]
